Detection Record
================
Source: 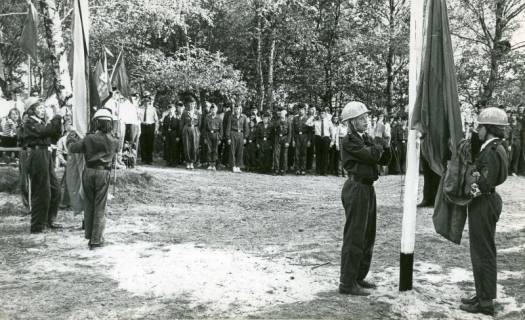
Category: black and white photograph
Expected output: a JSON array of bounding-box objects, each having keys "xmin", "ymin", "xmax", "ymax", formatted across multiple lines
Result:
[{"xmin": 0, "ymin": 0, "xmax": 524, "ymax": 319}]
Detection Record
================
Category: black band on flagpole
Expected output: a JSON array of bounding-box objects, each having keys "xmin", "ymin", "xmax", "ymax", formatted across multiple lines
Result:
[{"xmin": 399, "ymin": 252, "xmax": 414, "ymax": 291}]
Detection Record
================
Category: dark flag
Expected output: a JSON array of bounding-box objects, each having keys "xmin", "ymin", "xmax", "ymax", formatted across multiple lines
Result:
[
  {"xmin": 111, "ymin": 50, "xmax": 130, "ymax": 99},
  {"xmin": 410, "ymin": 0, "xmax": 463, "ymax": 176},
  {"xmin": 94, "ymin": 59, "xmax": 110, "ymax": 102},
  {"xmin": 19, "ymin": 2, "xmax": 39, "ymax": 62}
]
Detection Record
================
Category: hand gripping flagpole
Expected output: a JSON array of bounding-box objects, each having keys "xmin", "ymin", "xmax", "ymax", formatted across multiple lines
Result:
[{"xmin": 399, "ymin": 0, "xmax": 425, "ymax": 291}]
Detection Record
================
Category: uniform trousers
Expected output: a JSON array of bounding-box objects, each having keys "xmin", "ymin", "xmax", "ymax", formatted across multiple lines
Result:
[
  {"xmin": 510, "ymin": 140, "xmax": 522, "ymax": 174},
  {"xmin": 83, "ymin": 168, "xmax": 111, "ymax": 245},
  {"xmin": 140, "ymin": 124, "xmax": 155, "ymax": 163},
  {"xmin": 229, "ymin": 131, "xmax": 244, "ymax": 167},
  {"xmin": 340, "ymin": 178, "xmax": 376, "ymax": 288},
  {"xmin": 206, "ymin": 132, "xmax": 220, "ymax": 164},
  {"xmin": 182, "ymin": 126, "xmax": 200, "ymax": 163},
  {"xmin": 166, "ymin": 132, "xmax": 182, "ymax": 165},
  {"xmin": 258, "ymin": 140, "xmax": 273, "ymax": 173},
  {"xmin": 294, "ymin": 134, "xmax": 309, "ymax": 172},
  {"xmin": 467, "ymin": 193, "xmax": 502, "ymax": 300},
  {"xmin": 28, "ymin": 149, "xmax": 60, "ymax": 232},
  {"xmin": 273, "ymin": 136, "xmax": 289, "ymax": 172}
]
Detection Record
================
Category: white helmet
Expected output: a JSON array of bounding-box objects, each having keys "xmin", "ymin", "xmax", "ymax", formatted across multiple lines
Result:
[
  {"xmin": 477, "ymin": 107, "xmax": 508, "ymax": 126},
  {"xmin": 92, "ymin": 108, "xmax": 114, "ymax": 121},
  {"xmin": 341, "ymin": 101, "xmax": 369, "ymax": 122}
]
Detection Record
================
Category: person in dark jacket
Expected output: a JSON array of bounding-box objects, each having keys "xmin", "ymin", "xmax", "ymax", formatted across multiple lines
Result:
[
  {"xmin": 68, "ymin": 109, "xmax": 119, "ymax": 249},
  {"xmin": 459, "ymin": 107, "xmax": 509, "ymax": 316},
  {"xmin": 292, "ymin": 103, "xmax": 312, "ymax": 175},
  {"xmin": 225, "ymin": 103, "xmax": 249, "ymax": 173},
  {"xmin": 162, "ymin": 103, "xmax": 183, "ymax": 167},
  {"xmin": 272, "ymin": 109, "xmax": 292, "ymax": 175},
  {"xmin": 21, "ymin": 97, "xmax": 62, "ymax": 233},
  {"xmin": 338, "ymin": 101, "xmax": 390, "ymax": 296},
  {"xmin": 203, "ymin": 104, "xmax": 222, "ymax": 170},
  {"xmin": 181, "ymin": 96, "xmax": 201, "ymax": 170},
  {"xmin": 255, "ymin": 112, "xmax": 273, "ymax": 173}
]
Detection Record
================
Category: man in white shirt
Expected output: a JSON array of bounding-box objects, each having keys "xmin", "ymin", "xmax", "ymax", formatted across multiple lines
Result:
[
  {"xmin": 138, "ymin": 91, "xmax": 159, "ymax": 165},
  {"xmin": 314, "ymin": 107, "xmax": 334, "ymax": 175}
]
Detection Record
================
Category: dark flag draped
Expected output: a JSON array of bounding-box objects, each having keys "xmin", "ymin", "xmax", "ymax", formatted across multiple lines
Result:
[
  {"xmin": 111, "ymin": 50, "xmax": 130, "ymax": 99},
  {"xmin": 411, "ymin": 0, "xmax": 466, "ymax": 245},
  {"xmin": 19, "ymin": 2, "xmax": 39, "ymax": 62},
  {"xmin": 94, "ymin": 59, "xmax": 110, "ymax": 102},
  {"xmin": 410, "ymin": 0, "xmax": 463, "ymax": 176}
]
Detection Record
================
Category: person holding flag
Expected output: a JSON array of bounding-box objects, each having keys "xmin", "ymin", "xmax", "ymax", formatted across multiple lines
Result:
[
  {"xmin": 459, "ymin": 107, "xmax": 509, "ymax": 316},
  {"xmin": 68, "ymin": 109, "xmax": 119, "ymax": 249},
  {"xmin": 338, "ymin": 101, "xmax": 390, "ymax": 296}
]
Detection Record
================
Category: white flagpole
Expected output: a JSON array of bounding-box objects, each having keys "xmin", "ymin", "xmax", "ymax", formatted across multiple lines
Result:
[{"xmin": 399, "ymin": 0, "xmax": 425, "ymax": 291}]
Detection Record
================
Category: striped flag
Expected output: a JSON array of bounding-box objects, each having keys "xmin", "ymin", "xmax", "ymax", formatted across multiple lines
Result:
[
  {"xmin": 19, "ymin": 2, "xmax": 39, "ymax": 62},
  {"xmin": 71, "ymin": 0, "xmax": 90, "ymax": 135}
]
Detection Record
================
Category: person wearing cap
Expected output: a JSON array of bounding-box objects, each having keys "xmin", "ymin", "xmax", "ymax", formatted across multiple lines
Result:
[
  {"xmin": 21, "ymin": 97, "xmax": 62, "ymax": 233},
  {"xmin": 138, "ymin": 91, "xmax": 159, "ymax": 165},
  {"xmin": 255, "ymin": 111, "xmax": 273, "ymax": 173},
  {"xmin": 338, "ymin": 101, "xmax": 390, "ymax": 296},
  {"xmin": 459, "ymin": 107, "xmax": 509, "ymax": 316},
  {"xmin": 68, "ymin": 108, "xmax": 119, "ymax": 249},
  {"xmin": 162, "ymin": 103, "xmax": 182, "ymax": 167},
  {"xmin": 203, "ymin": 103, "xmax": 222, "ymax": 170},
  {"xmin": 306, "ymin": 105, "xmax": 317, "ymax": 171},
  {"xmin": 271, "ymin": 109, "xmax": 292, "ymax": 175},
  {"xmin": 313, "ymin": 107, "xmax": 334, "ymax": 176},
  {"xmin": 181, "ymin": 96, "xmax": 201, "ymax": 169},
  {"xmin": 225, "ymin": 102, "xmax": 249, "ymax": 173},
  {"xmin": 292, "ymin": 103, "xmax": 312, "ymax": 175}
]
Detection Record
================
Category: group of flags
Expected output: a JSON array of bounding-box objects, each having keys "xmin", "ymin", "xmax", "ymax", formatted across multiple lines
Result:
[{"xmin": 15, "ymin": 0, "xmax": 129, "ymax": 133}]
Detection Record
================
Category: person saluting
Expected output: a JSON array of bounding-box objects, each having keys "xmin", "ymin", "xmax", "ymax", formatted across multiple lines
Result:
[
  {"xmin": 338, "ymin": 101, "xmax": 390, "ymax": 296},
  {"xmin": 68, "ymin": 109, "xmax": 119, "ymax": 249}
]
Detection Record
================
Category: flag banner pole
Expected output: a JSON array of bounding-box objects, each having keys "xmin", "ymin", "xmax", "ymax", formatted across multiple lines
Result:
[
  {"xmin": 28, "ymin": 55, "xmax": 32, "ymax": 93},
  {"xmin": 399, "ymin": 0, "xmax": 425, "ymax": 292}
]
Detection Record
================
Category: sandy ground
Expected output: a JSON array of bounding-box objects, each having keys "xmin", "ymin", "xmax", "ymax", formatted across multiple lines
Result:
[{"xmin": 0, "ymin": 165, "xmax": 523, "ymax": 320}]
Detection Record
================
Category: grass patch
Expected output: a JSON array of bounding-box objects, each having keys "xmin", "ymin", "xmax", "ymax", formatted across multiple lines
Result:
[{"xmin": 0, "ymin": 168, "xmax": 20, "ymax": 194}]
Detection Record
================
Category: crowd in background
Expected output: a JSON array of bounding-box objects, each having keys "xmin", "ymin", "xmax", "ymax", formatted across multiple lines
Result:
[{"xmin": 1, "ymin": 89, "xmax": 525, "ymax": 178}]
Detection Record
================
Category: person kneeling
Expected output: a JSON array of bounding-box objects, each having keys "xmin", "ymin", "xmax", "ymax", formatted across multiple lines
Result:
[{"xmin": 68, "ymin": 109, "xmax": 119, "ymax": 250}]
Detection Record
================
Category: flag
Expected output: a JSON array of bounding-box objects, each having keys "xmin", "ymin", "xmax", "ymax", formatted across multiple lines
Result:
[
  {"xmin": 71, "ymin": 0, "xmax": 90, "ymax": 135},
  {"xmin": 19, "ymin": 2, "xmax": 39, "ymax": 62},
  {"xmin": 111, "ymin": 50, "xmax": 130, "ymax": 98},
  {"xmin": 0, "ymin": 52, "xmax": 5, "ymax": 81},
  {"xmin": 410, "ymin": 0, "xmax": 463, "ymax": 176},
  {"xmin": 94, "ymin": 59, "xmax": 110, "ymax": 102}
]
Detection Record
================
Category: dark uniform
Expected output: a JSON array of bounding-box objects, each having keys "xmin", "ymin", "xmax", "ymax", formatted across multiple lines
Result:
[
  {"xmin": 225, "ymin": 113, "xmax": 250, "ymax": 169},
  {"xmin": 22, "ymin": 115, "xmax": 62, "ymax": 233},
  {"xmin": 340, "ymin": 131, "xmax": 390, "ymax": 291},
  {"xmin": 467, "ymin": 139, "xmax": 508, "ymax": 303},
  {"xmin": 390, "ymin": 122, "xmax": 408, "ymax": 174},
  {"xmin": 162, "ymin": 112, "xmax": 183, "ymax": 166},
  {"xmin": 69, "ymin": 132, "xmax": 119, "ymax": 247},
  {"xmin": 244, "ymin": 123, "xmax": 258, "ymax": 171},
  {"xmin": 203, "ymin": 113, "xmax": 223, "ymax": 165},
  {"xmin": 292, "ymin": 114, "xmax": 312, "ymax": 174},
  {"xmin": 255, "ymin": 121, "xmax": 273, "ymax": 173},
  {"xmin": 509, "ymin": 120, "xmax": 522, "ymax": 175},
  {"xmin": 272, "ymin": 118, "xmax": 292, "ymax": 174},
  {"xmin": 181, "ymin": 110, "xmax": 200, "ymax": 164}
]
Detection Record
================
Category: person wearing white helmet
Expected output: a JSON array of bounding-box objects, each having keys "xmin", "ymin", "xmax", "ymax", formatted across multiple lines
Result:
[
  {"xmin": 68, "ymin": 108, "xmax": 119, "ymax": 249},
  {"xmin": 459, "ymin": 107, "xmax": 509, "ymax": 316},
  {"xmin": 20, "ymin": 97, "xmax": 63, "ymax": 233},
  {"xmin": 338, "ymin": 101, "xmax": 390, "ymax": 296}
]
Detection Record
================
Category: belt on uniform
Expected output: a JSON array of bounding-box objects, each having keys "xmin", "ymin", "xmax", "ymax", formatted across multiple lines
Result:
[
  {"xmin": 232, "ymin": 129, "xmax": 243, "ymax": 133},
  {"xmin": 186, "ymin": 125, "xmax": 198, "ymax": 128},
  {"xmin": 482, "ymin": 188, "xmax": 496, "ymax": 195},
  {"xmin": 24, "ymin": 145, "xmax": 50, "ymax": 151},
  {"xmin": 86, "ymin": 165, "xmax": 111, "ymax": 171},
  {"xmin": 208, "ymin": 130, "xmax": 218, "ymax": 133},
  {"xmin": 352, "ymin": 176, "xmax": 374, "ymax": 186}
]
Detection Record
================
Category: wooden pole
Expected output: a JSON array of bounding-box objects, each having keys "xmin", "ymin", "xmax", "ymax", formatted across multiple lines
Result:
[
  {"xmin": 28, "ymin": 55, "xmax": 32, "ymax": 94},
  {"xmin": 399, "ymin": 0, "xmax": 425, "ymax": 291}
]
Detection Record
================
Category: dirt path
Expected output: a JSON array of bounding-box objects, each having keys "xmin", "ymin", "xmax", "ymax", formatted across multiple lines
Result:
[{"xmin": 0, "ymin": 166, "xmax": 523, "ymax": 319}]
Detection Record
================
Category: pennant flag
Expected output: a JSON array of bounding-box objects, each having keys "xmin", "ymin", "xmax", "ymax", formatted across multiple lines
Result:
[
  {"xmin": 72, "ymin": 0, "xmax": 90, "ymax": 135},
  {"xmin": 19, "ymin": 2, "xmax": 39, "ymax": 62},
  {"xmin": 104, "ymin": 46, "xmax": 114, "ymax": 58},
  {"xmin": 111, "ymin": 50, "xmax": 130, "ymax": 98},
  {"xmin": 94, "ymin": 59, "xmax": 110, "ymax": 102},
  {"xmin": 410, "ymin": 0, "xmax": 463, "ymax": 176}
]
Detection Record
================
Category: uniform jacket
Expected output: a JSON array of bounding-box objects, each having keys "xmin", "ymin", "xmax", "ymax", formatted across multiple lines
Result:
[
  {"xmin": 162, "ymin": 112, "xmax": 182, "ymax": 138},
  {"xmin": 272, "ymin": 118, "xmax": 292, "ymax": 144},
  {"xmin": 22, "ymin": 115, "xmax": 62, "ymax": 147},
  {"xmin": 69, "ymin": 132, "xmax": 119, "ymax": 168},
  {"xmin": 341, "ymin": 131, "xmax": 390, "ymax": 181},
  {"xmin": 255, "ymin": 122, "xmax": 272, "ymax": 145},
  {"xmin": 292, "ymin": 115, "xmax": 312, "ymax": 143},
  {"xmin": 181, "ymin": 110, "xmax": 200, "ymax": 128},
  {"xmin": 204, "ymin": 114, "xmax": 223, "ymax": 136},
  {"xmin": 225, "ymin": 113, "xmax": 249, "ymax": 139}
]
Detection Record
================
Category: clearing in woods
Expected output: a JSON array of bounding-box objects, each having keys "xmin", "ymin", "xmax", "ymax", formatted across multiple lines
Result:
[{"xmin": 0, "ymin": 166, "xmax": 523, "ymax": 319}]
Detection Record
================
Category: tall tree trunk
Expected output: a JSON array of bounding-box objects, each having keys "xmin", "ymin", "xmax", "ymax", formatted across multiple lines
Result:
[
  {"xmin": 265, "ymin": 27, "xmax": 276, "ymax": 110},
  {"xmin": 385, "ymin": 0, "xmax": 395, "ymax": 112},
  {"xmin": 40, "ymin": 0, "xmax": 72, "ymax": 104},
  {"xmin": 476, "ymin": 1, "xmax": 505, "ymax": 109},
  {"xmin": 256, "ymin": 9, "xmax": 265, "ymax": 111}
]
